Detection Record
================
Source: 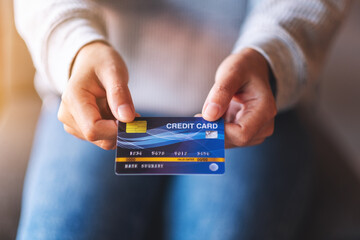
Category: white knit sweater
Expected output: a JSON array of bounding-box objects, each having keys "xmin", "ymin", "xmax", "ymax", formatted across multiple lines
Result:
[{"xmin": 14, "ymin": 0, "xmax": 351, "ymax": 115}]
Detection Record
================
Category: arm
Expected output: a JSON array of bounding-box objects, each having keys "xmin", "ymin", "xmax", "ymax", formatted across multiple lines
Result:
[
  {"xmin": 202, "ymin": 0, "xmax": 352, "ymax": 147},
  {"xmin": 233, "ymin": 0, "xmax": 352, "ymax": 111},
  {"xmin": 14, "ymin": 0, "xmax": 107, "ymax": 94},
  {"xmin": 14, "ymin": 0, "xmax": 136, "ymax": 150}
]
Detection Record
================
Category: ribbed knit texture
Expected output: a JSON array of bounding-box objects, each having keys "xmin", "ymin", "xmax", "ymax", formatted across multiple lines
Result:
[{"xmin": 14, "ymin": 0, "xmax": 351, "ymax": 115}]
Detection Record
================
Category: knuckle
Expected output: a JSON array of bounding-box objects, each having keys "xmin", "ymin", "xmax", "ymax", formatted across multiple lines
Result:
[
  {"xmin": 271, "ymin": 106, "xmax": 277, "ymax": 118},
  {"xmin": 106, "ymin": 64, "xmax": 119, "ymax": 74},
  {"xmin": 266, "ymin": 129, "xmax": 274, "ymax": 138},
  {"xmin": 255, "ymin": 139, "xmax": 265, "ymax": 146},
  {"xmin": 63, "ymin": 125, "xmax": 79, "ymax": 139},
  {"xmin": 234, "ymin": 133, "xmax": 252, "ymax": 146},
  {"xmin": 98, "ymin": 140, "xmax": 114, "ymax": 150},
  {"xmin": 57, "ymin": 106, "xmax": 66, "ymax": 123},
  {"xmin": 111, "ymin": 84, "xmax": 124, "ymax": 94},
  {"xmin": 83, "ymin": 127, "xmax": 98, "ymax": 142},
  {"xmin": 241, "ymin": 135, "xmax": 252, "ymax": 146},
  {"xmin": 267, "ymin": 100, "xmax": 277, "ymax": 117},
  {"xmin": 63, "ymin": 125, "xmax": 71, "ymax": 134},
  {"xmin": 241, "ymin": 125, "xmax": 252, "ymax": 141},
  {"xmin": 267, "ymin": 125, "xmax": 275, "ymax": 137},
  {"xmin": 233, "ymin": 138, "xmax": 245, "ymax": 147},
  {"xmin": 61, "ymin": 90, "xmax": 72, "ymax": 103},
  {"xmin": 57, "ymin": 110, "xmax": 64, "ymax": 122},
  {"xmin": 61, "ymin": 91, "xmax": 78, "ymax": 108},
  {"xmin": 264, "ymin": 119, "xmax": 275, "ymax": 138},
  {"xmin": 214, "ymin": 84, "xmax": 232, "ymax": 96}
]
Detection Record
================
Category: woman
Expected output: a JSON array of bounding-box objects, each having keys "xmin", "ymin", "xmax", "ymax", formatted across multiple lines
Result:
[{"xmin": 14, "ymin": 0, "xmax": 350, "ymax": 239}]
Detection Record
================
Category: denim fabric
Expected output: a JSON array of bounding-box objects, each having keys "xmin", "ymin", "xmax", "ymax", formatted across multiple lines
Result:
[
  {"xmin": 17, "ymin": 101, "xmax": 314, "ymax": 240},
  {"xmin": 165, "ymin": 110, "xmax": 314, "ymax": 239}
]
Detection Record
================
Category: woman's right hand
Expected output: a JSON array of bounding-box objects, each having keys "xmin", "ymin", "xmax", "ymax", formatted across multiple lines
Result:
[{"xmin": 58, "ymin": 41, "xmax": 135, "ymax": 150}]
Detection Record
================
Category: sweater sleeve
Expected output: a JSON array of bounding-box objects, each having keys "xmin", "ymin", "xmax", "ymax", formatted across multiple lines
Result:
[
  {"xmin": 14, "ymin": 0, "xmax": 107, "ymax": 95},
  {"xmin": 233, "ymin": 0, "xmax": 352, "ymax": 111}
]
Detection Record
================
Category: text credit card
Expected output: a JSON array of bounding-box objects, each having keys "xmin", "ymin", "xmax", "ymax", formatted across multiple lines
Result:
[{"xmin": 115, "ymin": 117, "xmax": 225, "ymax": 175}]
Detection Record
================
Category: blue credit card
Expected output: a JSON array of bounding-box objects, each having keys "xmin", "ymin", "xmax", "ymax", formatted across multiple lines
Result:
[{"xmin": 115, "ymin": 117, "xmax": 225, "ymax": 175}]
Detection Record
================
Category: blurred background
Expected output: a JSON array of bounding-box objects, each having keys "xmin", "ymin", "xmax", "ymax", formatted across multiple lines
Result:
[
  {"xmin": 0, "ymin": 0, "xmax": 359, "ymax": 239},
  {"xmin": 0, "ymin": 0, "xmax": 41, "ymax": 239}
]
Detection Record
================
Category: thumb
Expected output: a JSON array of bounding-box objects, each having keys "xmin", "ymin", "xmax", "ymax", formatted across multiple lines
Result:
[
  {"xmin": 97, "ymin": 64, "xmax": 135, "ymax": 123},
  {"xmin": 202, "ymin": 54, "xmax": 244, "ymax": 121}
]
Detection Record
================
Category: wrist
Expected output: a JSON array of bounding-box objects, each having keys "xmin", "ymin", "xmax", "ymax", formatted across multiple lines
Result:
[
  {"xmin": 70, "ymin": 40, "xmax": 111, "ymax": 77},
  {"xmin": 234, "ymin": 48, "xmax": 270, "ymax": 85}
]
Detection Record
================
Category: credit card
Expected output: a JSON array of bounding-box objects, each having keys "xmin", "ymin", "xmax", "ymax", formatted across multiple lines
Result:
[{"xmin": 115, "ymin": 117, "xmax": 225, "ymax": 175}]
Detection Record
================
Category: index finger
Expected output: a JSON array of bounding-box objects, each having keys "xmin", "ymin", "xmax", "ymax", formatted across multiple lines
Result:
[
  {"xmin": 202, "ymin": 55, "xmax": 245, "ymax": 121},
  {"xmin": 70, "ymin": 88, "xmax": 118, "ymax": 142},
  {"xmin": 225, "ymin": 96, "xmax": 276, "ymax": 147}
]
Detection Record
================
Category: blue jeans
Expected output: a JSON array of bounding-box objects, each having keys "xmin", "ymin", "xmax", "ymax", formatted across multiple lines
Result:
[{"xmin": 17, "ymin": 101, "xmax": 314, "ymax": 240}]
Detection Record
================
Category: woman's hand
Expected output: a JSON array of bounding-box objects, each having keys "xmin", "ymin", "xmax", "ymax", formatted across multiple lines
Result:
[
  {"xmin": 201, "ymin": 48, "xmax": 277, "ymax": 148},
  {"xmin": 58, "ymin": 42, "xmax": 136, "ymax": 150}
]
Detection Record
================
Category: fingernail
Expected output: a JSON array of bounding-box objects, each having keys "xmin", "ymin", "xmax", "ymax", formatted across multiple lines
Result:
[
  {"xmin": 117, "ymin": 104, "xmax": 134, "ymax": 122},
  {"xmin": 203, "ymin": 102, "xmax": 220, "ymax": 120}
]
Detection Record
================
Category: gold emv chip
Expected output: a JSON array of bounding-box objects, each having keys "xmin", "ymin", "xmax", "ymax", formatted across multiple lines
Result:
[{"xmin": 126, "ymin": 121, "xmax": 147, "ymax": 133}]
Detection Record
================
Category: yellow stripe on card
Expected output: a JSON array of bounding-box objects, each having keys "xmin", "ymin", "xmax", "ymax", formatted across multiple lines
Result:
[
  {"xmin": 116, "ymin": 157, "xmax": 225, "ymax": 162},
  {"xmin": 126, "ymin": 121, "xmax": 147, "ymax": 133}
]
